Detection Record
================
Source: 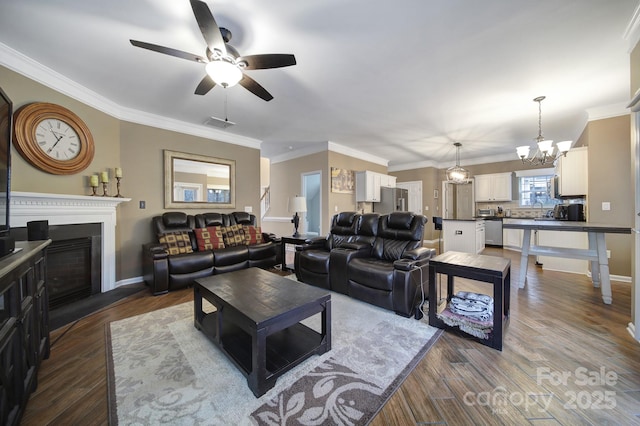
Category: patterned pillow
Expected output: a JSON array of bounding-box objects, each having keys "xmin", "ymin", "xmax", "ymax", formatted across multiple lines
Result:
[
  {"xmin": 243, "ymin": 225, "xmax": 264, "ymax": 245},
  {"xmin": 158, "ymin": 231, "xmax": 193, "ymax": 255},
  {"xmin": 221, "ymin": 224, "xmax": 246, "ymax": 247},
  {"xmin": 194, "ymin": 227, "xmax": 225, "ymax": 250}
]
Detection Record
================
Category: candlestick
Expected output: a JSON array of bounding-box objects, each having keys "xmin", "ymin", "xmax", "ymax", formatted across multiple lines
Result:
[
  {"xmin": 102, "ymin": 181, "xmax": 109, "ymax": 197},
  {"xmin": 115, "ymin": 167, "xmax": 123, "ymax": 178},
  {"xmin": 90, "ymin": 174, "xmax": 99, "ymax": 196},
  {"xmin": 115, "ymin": 176, "xmax": 124, "ymax": 198}
]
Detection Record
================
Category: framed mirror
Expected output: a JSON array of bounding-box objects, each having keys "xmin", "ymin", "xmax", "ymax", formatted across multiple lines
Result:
[{"xmin": 164, "ymin": 149, "xmax": 235, "ymax": 209}]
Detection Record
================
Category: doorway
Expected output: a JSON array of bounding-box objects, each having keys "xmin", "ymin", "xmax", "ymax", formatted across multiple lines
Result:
[{"xmin": 302, "ymin": 171, "xmax": 321, "ymax": 236}]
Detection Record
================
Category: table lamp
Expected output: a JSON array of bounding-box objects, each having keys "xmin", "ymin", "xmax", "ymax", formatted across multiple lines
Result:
[{"xmin": 288, "ymin": 196, "xmax": 307, "ymax": 236}]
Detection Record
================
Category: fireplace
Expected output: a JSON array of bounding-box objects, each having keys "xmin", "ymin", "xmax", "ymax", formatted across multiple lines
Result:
[{"xmin": 9, "ymin": 192, "xmax": 129, "ymax": 294}]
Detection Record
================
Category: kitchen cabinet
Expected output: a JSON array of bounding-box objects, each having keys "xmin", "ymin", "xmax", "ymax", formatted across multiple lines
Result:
[
  {"xmin": 474, "ymin": 172, "xmax": 512, "ymax": 202},
  {"xmin": 443, "ymin": 219, "xmax": 485, "ymax": 254},
  {"xmin": 355, "ymin": 171, "xmax": 396, "ymax": 202},
  {"xmin": 556, "ymin": 146, "xmax": 588, "ymax": 197}
]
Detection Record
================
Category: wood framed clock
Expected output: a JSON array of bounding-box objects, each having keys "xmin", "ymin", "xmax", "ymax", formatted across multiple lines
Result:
[{"xmin": 13, "ymin": 102, "xmax": 95, "ymax": 175}]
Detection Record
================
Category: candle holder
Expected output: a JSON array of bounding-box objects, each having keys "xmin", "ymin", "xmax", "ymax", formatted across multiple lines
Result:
[
  {"xmin": 115, "ymin": 177, "xmax": 124, "ymax": 198},
  {"xmin": 90, "ymin": 184, "xmax": 98, "ymax": 196},
  {"xmin": 101, "ymin": 181, "xmax": 109, "ymax": 197}
]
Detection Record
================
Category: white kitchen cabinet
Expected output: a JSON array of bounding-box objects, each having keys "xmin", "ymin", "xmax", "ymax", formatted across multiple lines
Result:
[
  {"xmin": 443, "ymin": 219, "xmax": 485, "ymax": 254},
  {"xmin": 556, "ymin": 146, "xmax": 588, "ymax": 197},
  {"xmin": 474, "ymin": 172, "xmax": 513, "ymax": 201},
  {"xmin": 356, "ymin": 171, "xmax": 396, "ymax": 202}
]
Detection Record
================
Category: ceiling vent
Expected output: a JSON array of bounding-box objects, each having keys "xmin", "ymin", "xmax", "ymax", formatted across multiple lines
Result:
[{"xmin": 204, "ymin": 116, "xmax": 235, "ymax": 129}]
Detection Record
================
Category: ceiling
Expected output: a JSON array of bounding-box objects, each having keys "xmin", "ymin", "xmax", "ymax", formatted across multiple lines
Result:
[{"xmin": 0, "ymin": 0, "xmax": 638, "ymax": 170}]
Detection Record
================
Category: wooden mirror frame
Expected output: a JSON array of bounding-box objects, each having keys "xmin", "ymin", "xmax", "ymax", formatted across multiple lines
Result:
[{"xmin": 164, "ymin": 149, "xmax": 235, "ymax": 209}]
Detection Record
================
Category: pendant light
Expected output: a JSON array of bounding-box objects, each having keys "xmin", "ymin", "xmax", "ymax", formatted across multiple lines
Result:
[
  {"xmin": 516, "ymin": 96, "xmax": 572, "ymax": 165},
  {"xmin": 446, "ymin": 142, "xmax": 471, "ymax": 184}
]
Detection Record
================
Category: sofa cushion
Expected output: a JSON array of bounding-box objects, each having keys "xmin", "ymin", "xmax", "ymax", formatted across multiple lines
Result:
[
  {"xmin": 347, "ymin": 257, "xmax": 394, "ymax": 291},
  {"xmin": 243, "ymin": 225, "xmax": 264, "ymax": 245},
  {"xmin": 158, "ymin": 231, "xmax": 194, "ymax": 255},
  {"xmin": 221, "ymin": 224, "xmax": 245, "ymax": 247},
  {"xmin": 194, "ymin": 226, "xmax": 225, "ymax": 250}
]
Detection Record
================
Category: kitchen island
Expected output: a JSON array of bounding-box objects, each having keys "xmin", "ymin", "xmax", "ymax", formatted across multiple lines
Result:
[
  {"xmin": 442, "ymin": 218, "xmax": 485, "ymax": 254},
  {"xmin": 502, "ymin": 219, "xmax": 632, "ymax": 304}
]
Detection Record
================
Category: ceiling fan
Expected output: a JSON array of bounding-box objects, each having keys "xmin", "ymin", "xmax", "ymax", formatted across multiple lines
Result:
[{"xmin": 130, "ymin": 0, "xmax": 296, "ymax": 101}]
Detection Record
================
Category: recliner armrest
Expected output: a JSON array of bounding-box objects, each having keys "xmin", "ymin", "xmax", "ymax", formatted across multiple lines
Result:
[
  {"xmin": 394, "ymin": 247, "xmax": 436, "ymax": 270},
  {"xmin": 296, "ymin": 237, "xmax": 327, "ymax": 251},
  {"xmin": 143, "ymin": 242, "xmax": 168, "ymax": 259},
  {"xmin": 339, "ymin": 242, "xmax": 371, "ymax": 251}
]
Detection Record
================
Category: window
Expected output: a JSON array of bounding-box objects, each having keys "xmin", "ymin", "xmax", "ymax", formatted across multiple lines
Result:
[{"xmin": 518, "ymin": 174, "xmax": 559, "ymax": 208}]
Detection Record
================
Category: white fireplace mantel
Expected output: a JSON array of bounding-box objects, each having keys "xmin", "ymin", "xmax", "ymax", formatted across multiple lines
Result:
[{"xmin": 10, "ymin": 191, "xmax": 130, "ymax": 293}]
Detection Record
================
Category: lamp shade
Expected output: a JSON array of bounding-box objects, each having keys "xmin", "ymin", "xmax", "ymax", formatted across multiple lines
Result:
[
  {"xmin": 288, "ymin": 196, "xmax": 307, "ymax": 213},
  {"xmin": 205, "ymin": 61, "xmax": 243, "ymax": 88}
]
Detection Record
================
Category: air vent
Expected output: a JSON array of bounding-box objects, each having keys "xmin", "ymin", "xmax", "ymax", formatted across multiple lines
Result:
[{"xmin": 204, "ymin": 116, "xmax": 235, "ymax": 129}]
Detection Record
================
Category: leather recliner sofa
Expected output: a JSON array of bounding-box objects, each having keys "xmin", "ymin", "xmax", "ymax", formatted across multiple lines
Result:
[
  {"xmin": 295, "ymin": 211, "xmax": 435, "ymax": 317},
  {"xmin": 143, "ymin": 211, "xmax": 281, "ymax": 295}
]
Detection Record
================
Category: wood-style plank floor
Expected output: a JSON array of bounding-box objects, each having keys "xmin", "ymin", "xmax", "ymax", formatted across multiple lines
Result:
[{"xmin": 21, "ymin": 248, "xmax": 640, "ymax": 425}]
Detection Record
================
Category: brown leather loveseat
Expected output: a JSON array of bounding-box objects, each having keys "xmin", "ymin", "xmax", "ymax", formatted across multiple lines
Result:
[{"xmin": 143, "ymin": 211, "xmax": 281, "ymax": 295}]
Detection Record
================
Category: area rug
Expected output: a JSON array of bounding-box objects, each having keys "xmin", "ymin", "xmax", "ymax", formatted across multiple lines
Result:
[{"xmin": 106, "ymin": 291, "xmax": 441, "ymax": 425}]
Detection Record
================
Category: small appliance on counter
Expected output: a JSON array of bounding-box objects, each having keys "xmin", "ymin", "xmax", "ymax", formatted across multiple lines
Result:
[
  {"xmin": 567, "ymin": 203, "xmax": 585, "ymax": 221},
  {"xmin": 553, "ymin": 205, "xmax": 568, "ymax": 220},
  {"xmin": 477, "ymin": 208, "xmax": 495, "ymax": 218}
]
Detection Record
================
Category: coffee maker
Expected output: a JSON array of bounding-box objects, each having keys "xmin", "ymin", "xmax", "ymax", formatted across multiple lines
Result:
[{"xmin": 567, "ymin": 203, "xmax": 585, "ymax": 221}]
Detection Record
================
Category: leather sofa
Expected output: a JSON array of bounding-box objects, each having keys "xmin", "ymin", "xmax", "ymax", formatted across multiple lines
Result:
[
  {"xmin": 295, "ymin": 211, "xmax": 435, "ymax": 317},
  {"xmin": 143, "ymin": 211, "xmax": 281, "ymax": 295}
]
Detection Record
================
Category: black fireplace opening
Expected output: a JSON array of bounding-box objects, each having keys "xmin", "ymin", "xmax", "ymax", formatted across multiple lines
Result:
[{"xmin": 11, "ymin": 223, "xmax": 102, "ymax": 310}]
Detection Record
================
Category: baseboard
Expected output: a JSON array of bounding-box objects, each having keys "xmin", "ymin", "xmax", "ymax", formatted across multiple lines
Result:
[
  {"xmin": 627, "ymin": 322, "xmax": 640, "ymax": 343},
  {"xmin": 586, "ymin": 271, "xmax": 631, "ymax": 283},
  {"xmin": 116, "ymin": 276, "xmax": 144, "ymax": 288}
]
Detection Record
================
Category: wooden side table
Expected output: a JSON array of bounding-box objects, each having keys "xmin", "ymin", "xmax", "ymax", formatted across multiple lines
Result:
[
  {"xmin": 281, "ymin": 234, "xmax": 315, "ymax": 272},
  {"xmin": 428, "ymin": 251, "xmax": 511, "ymax": 351}
]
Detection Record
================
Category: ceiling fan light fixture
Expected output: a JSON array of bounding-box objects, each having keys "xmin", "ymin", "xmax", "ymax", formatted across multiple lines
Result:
[{"xmin": 205, "ymin": 60, "xmax": 242, "ymax": 88}]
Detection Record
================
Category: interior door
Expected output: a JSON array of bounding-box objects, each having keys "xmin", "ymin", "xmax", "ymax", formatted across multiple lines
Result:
[{"xmin": 302, "ymin": 171, "xmax": 321, "ymax": 236}]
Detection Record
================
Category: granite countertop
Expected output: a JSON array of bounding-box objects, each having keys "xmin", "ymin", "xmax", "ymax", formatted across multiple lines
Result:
[{"xmin": 502, "ymin": 218, "xmax": 632, "ymax": 234}]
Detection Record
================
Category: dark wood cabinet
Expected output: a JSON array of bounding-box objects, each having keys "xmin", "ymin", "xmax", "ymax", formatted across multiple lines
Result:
[{"xmin": 0, "ymin": 240, "xmax": 51, "ymax": 426}]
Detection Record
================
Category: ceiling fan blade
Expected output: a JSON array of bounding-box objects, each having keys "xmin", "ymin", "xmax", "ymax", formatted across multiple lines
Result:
[
  {"xmin": 189, "ymin": 0, "xmax": 226, "ymax": 55},
  {"xmin": 239, "ymin": 75, "xmax": 273, "ymax": 101},
  {"xmin": 130, "ymin": 40, "xmax": 206, "ymax": 63},
  {"xmin": 194, "ymin": 75, "xmax": 216, "ymax": 95},
  {"xmin": 238, "ymin": 54, "xmax": 297, "ymax": 70}
]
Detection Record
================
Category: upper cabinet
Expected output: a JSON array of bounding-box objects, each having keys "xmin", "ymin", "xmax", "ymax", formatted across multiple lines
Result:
[
  {"xmin": 474, "ymin": 172, "xmax": 513, "ymax": 202},
  {"xmin": 356, "ymin": 171, "xmax": 396, "ymax": 202},
  {"xmin": 556, "ymin": 146, "xmax": 588, "ymax": 197}
]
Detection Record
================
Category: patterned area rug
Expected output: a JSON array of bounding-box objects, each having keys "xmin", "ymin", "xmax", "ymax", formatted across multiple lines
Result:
[{"xmin": 106, "ymin": 291, "xmax": 441, "ymax": 425}]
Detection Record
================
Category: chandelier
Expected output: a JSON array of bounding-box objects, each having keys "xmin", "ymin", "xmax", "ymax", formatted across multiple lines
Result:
[
  {"xmin": 446, "ymin": 142, "xmax": 471, "ymax": 184},
  {"xmin": 516, "ymin": 96, "xmax": 572, "ymax": 166}
]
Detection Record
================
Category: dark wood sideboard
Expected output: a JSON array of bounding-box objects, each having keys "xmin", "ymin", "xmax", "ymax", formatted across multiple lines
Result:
[{"xmin": 0, "ymin": 240, "xmax": 51, "ymax": 426}]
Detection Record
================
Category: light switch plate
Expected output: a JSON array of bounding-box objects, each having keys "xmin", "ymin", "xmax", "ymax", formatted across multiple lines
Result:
[
  {"xmin": 602, "ymin": 202, "xmax": 611, "ymax": 211},
  {"xmin": 244, "ymin": 206, "xmax": 252, "ymax": 213}
]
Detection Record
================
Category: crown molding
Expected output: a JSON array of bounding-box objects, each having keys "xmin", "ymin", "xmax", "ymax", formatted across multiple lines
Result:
[
  {"xmin": 0, "ymin": 43, "xmax": 261, "ymax": 150},
  {"xmin": 624, "ymin": 2, "xmax": 640, "ymax": 52},
  {"xmin": 327, "ymin": 142, "xmax": 388, "ymax": 166},
  {"xmin": 586, "ymin": 102, "xmax": 630, "ymax": 121}
]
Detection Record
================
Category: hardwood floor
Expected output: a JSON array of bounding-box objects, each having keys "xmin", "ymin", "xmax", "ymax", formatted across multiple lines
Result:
[{"xmin": 21, "ymin": 248, "xmax": 640, "ymax": 425}]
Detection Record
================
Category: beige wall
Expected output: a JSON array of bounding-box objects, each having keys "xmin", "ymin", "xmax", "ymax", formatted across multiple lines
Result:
[
  {"xmin": 587, "ymin": 115, "xmax": 633, "ymax": 276},
  {"xmin": 265, "ymin": 151, "xmax": 387, "ymax": 237},
  {"xmin": 1, "ymin": 65, "xmax": 261, "ymax": 281}
]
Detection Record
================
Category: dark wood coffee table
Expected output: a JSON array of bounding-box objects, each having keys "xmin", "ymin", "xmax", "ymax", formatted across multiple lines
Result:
[{"xmin": 194, "ymin": 268, "xmax": 331, "ymax": 397}]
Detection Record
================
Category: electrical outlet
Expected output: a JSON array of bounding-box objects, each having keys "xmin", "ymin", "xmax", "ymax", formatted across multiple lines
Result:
[
  {"xmin": 602, "ymin": 202, "xmax": 611, "ymax": 211},
  {"xmin": 244, "ymin": 206, "xmax": 252, "ymax": 213},
  {"xmin": 139, "ymin": 200, "xmax": 146, "ymax": 209}
]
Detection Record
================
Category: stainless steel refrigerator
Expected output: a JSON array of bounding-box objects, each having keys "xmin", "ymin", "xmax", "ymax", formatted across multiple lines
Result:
[{"xmin": 374, "ymin": 187, "xmax": 408, "ymax": 214}]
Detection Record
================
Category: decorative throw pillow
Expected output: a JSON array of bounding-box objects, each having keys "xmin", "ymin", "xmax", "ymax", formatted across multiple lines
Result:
[
  {"xmin": 158, "ymin": 231, "xmax": 193, "ymax": 255},
  {"xmin": 221, "ymin": 224, "xmax": 245, "ymax": 247},
  {"xmin": 243, "ymin": 225, "xmax": 264, "ymax": 245},
  {"xmin": 194, "ymin": 226, "xmax": 225, "ymax": 251}
]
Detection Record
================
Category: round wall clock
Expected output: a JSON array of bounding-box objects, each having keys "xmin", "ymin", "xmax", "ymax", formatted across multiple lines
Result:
[{"xmin": 13, "ymin": 102, "xmax": 95, "ymax": 175}]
